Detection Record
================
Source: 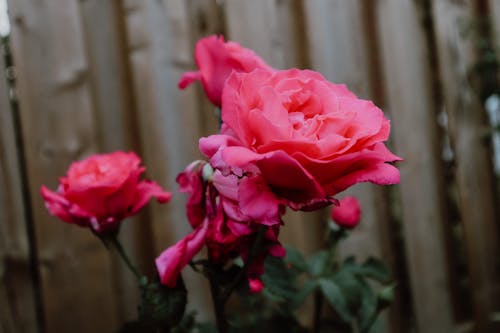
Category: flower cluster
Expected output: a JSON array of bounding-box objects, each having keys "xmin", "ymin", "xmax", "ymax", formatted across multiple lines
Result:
[
  {"xmin": 156, "ymin": 161, "xmax": 285, "ymax": 290},
  {"xmin": 156, "ymin": 35, "xmax": 401, "ymax": 290},
  {"xmin": 39, "ymin": 34, "xmax": 401, "ymax": 332}
]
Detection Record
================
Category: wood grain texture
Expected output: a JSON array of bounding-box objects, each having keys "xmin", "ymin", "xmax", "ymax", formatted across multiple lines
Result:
[
  {"xmin": 375, "ymin": 0, "xmax": 455, "ymax": 332},
  {"xmin": 432, "ymin": 1, "xmax": 500, "ymax": 331},
  {"xmin": 0, "ymin": 36, "xmax": 38, "ymax": 333},
  {"xmin": 7, "ymin": 0, "xmax": 119, "ymax": 331}
]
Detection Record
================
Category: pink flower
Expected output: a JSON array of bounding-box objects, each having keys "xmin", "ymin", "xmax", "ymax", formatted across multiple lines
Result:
[
  {"xmin": 200, "ymin": 69, "xmax": 402, "ymax": 210},
  {"xmin": 331, "ymin": 196, "xmax": 361, "ymax": 229},
  {"xmin": 155, "ymin": 161, "xmax": 285, "ymax": 288},
  {"xmin": 40, "ymin": 151, "xmax": 171, "ymax": 235},
  {"xmin": 248, "ymin": 278, "xmax": 264, "ymax": 293},
  {"xmin": 178, "ymin": 35, "xmax": 273, "ymax": 106}
]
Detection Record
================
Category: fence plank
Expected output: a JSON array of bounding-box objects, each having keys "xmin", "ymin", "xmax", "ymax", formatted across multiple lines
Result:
[
  {"xmin": 375, "ymin": 1, "xmax": 455, "ymax": 332},
  {"xmin": 432, "ymin": 1, "xmax": 500, "ymax": 331},
  {"xmin": 7, "ymin": 0, "xmax": 120, "ymax": 331},
  {"xmin": 122, "ymin": 0, "xmax": 212, "ymax": 317},
  {"xmin": 0, "ymin": 39, "xmax": 38, "ymax": 333},
  {"xmin": 303, "ymin": 2, "xmax": 402, "ymax": 332}
]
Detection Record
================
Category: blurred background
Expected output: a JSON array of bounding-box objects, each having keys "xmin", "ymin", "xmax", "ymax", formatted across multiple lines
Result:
[{"xmin": 1, "ymin": 0, "xmax": 500, "ymax": 332}]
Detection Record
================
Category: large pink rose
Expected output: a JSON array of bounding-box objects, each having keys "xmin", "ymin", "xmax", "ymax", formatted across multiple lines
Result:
[
  {"xmin": 200, "ymin": 69, "xmax": 402, "ymax": 209},
  {"xmin": 178, "ymin": 35, "xmax": 273, "ymax": 106},
  {"xmin": 40, "ymin": 151, "xmax": 171, "ymax": 235},
  {"xmin": 156, "ymin": 161, "xmax": 284, "ymax": 288}
]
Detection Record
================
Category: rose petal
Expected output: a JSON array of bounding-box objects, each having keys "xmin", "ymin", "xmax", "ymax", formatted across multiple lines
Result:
[
  {"xmin": 156, "ymin": 219, "xmax": 208, "ymax": 287},
  {"xmin": 178, "ymin": 71, "xmax": 202, "ymax": 89},
  {"xmin": 129, "ymin": 180, "xmax": 172, "ymax": 216},
  {"xmin": 238, "ymin": 176, "xmax": 283, "ymax": 225},
  {"xmin": 40, "ymin": 186, "xmax": 89, "ymax": 227}
]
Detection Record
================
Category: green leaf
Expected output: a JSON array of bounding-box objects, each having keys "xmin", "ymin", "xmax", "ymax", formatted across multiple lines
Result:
[
  {"xmin": 262, "ymin": 256, "xmax": 297, "ymax": 304},
  {"xmin": 490, "ymin": 312, "xmax": 500, "ymax": 322},
  {"xmin": 360, "ymin": 258, "xmax": 390, "ymax": 283},
  {"xmin": 318, "ymin": 278, "xmax": 352, "ymax": 322},
  {"xmin": 291, "ymin": 280, "xmax": 318, "ymax": 309},
  {"xmin": 196, "ymin": 322, "xmax": 219, "ymax": 333},
  {"xmin": 332, "ymin": 269, "xmax": 362, "ymax": 309},
  {"xmin": 377, "ymin": 284, "xmax": 396, "ymax": 310},
  {"xmin": 307, "ymin": 250, "xmax": 330, "ymax": 277},
  {"xmin": 284, "ymin": 246, "xmax": 308, "ymax": 273},
  {"xmin": 357, "ymin": 279, "xmax": 378, "ymax": 333},
  {"xmin": 136, "ymin": 277, "xmax": 187, "ymax": 330}
]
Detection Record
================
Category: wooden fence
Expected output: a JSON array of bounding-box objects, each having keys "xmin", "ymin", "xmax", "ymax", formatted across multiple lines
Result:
[{"xmin": 1, "ymin": 0, "xmax": 500, "ymax": 332}]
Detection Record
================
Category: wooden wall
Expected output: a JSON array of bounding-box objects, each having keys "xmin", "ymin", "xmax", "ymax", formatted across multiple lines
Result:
[{"xmin": 1, "ymin": 1, "xmax": 499, "ymax": 332}]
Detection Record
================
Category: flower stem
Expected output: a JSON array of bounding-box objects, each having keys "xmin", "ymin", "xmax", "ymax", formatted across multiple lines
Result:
[
  {"xmin": 109, "ymin": 236, "xmax": 141, "ymax": 279},
  {"xmin": 220, "ymin": 227, "xmax": 266, "ymax": 302},
  {"xmin": 312, "ymin": 289, "xmax": 324, "ymax": 333},
  {"xmin": 209, "ymin": 274, "xmax": 229, "ymax": 333}
]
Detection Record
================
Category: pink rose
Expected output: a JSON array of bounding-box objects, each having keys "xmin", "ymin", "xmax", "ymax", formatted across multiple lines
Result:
[
  {"xmin": 200, "ymin": 69, "xmax": 402, "ymax": 209},
  {"xmin": 331, "ymin": 196, "xmax": 361, "ymax": 229},
  {"xmin": 40, "ymin": 151, "xmax": 171, "ymax": 235},
  {"xmin": 156, "ymin": 161, "xmax": 284, "ymax": 288},
  {"xmin": 178, "ymin": 35, "xmax": 273, "ymax": 106}
]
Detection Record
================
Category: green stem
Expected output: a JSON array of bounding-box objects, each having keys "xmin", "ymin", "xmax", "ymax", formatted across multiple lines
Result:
[
  {"xmin": 109, "ymin": 236, "xmax": 141, "ymax": 279},
  {"xmin": 312, "ymin": 289, "xmax": 324, "ymax": 333},
  {"xmin": 209, "ymin": 274, "xmax": 229, "ymax": 333},
  {"xmin": 220, "ymin": 227, "xmax": 266, "ymax": 302}
]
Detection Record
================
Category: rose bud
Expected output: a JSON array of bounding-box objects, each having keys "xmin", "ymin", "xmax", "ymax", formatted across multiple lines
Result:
[
  {"xmin": 331, "ymin": 196, "xmax": 361, "ymax": 229},
  {"xmin": 40, "ymin": 151, "xmax": 171, "ymax": 235}
]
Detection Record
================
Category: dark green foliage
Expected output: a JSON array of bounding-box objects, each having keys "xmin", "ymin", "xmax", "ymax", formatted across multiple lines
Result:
[{"xmin": 118, "ymin": 276, "xmax": 188, "ymax": 333}]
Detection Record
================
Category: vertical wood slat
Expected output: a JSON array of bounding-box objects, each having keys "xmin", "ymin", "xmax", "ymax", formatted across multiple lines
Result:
[
  {"xmin": 7, "ymin": 0, "xmax": 120, "ymax": 332},
  {"xmin": 302, "ymin": 2, "xmax": 400, "ymax": 332},
  {"xmin": 432, "ymin": 1, "xmax": 500, "ymax": 331},
  {"xmin": 375, "ymin": 1, "xmax": 455, "ymax": 332},
  {"xmin": 0, "ymin": 38, "xmax": 38, "ymax": 333},
  {"xmin": 122, "ymin": 0, "xmax": 211, "ymax": 317}
]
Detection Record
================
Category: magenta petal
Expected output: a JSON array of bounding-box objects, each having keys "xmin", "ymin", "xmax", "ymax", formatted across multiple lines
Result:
[
  {"xmin": 129, "ymin": 180, "xmax": 172, "ymax": 216},
  {"xmin": 178, "ymin": 71, "xmax": 202, "ymax": 89},
  {"xmin": 268, "ymin": 244, "xmax": 286, "ymax": 257},
  {"xmin": 199, "ymin": 134, "xmax": 243, "ymax": 160},
  {"xmin": 331, "ymin": 162, "xmax": 400, "ymax": 195},
  {"xmin": 222, "ymin": 147, "xmax": 325, "ymax": 204},
  {"xmin": 40, "ymin": 186, "xmax": 88, "ymax": 226},
  {"xmin": 238, "ymin": 176, "xmax": 282, "ymax": 225},
  {"xmin": 155, "ymin": 219, "xmax": 209, "ymax": 287}
]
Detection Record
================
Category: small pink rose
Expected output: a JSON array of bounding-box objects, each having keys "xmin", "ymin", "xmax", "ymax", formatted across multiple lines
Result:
[
  {"xmin": 178, "ymin": 35, "xmax": 273, "ymax": 106},
  {"xmin": 40, "ymin": 151, "xmax": 171, "ymax": 235},
  {"xmin": 331, "ymin": 196, "xmax": 361, "ymax": 229}
]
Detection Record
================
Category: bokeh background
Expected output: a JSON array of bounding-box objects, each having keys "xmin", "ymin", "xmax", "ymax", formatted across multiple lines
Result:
[{"xmin": 1, "ymin": 0, "xmax": 500, "ymax": 332}]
